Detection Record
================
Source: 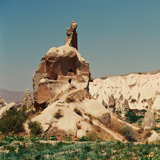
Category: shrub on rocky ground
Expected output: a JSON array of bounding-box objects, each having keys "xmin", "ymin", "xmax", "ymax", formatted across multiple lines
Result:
[
  {"xmin": 0, "ymin": 107, "xmax": 26, "ymax": 134},
  {"xmin": 125, "ymin": 110, "xmax": 143, "ymax": 124},
  {"xmin": 120, "ymin": 125, "xmax": 137, "ymax": 142},
  {"xmin": 28, "ymin": 121, "xmax": 43, "ymax": 135},
  {"xmin": 54, "ymin": 109, "xmax": 64, "ymax": 119}
]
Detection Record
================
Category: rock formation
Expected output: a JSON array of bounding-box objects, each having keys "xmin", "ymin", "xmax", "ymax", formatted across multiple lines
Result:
[
  {"xmin": 65, "ymin": 21, "xmax": 78, "ymax": 49},
  {"xmin": 0, "ymin": 96, "xmax": 7, "ymax": 109},
  {"xmin": 21, "ymin": 89, "xmax": 33, "ymax": 109},
  {"xmin": 89, "ymin": 72, "xmax": 160, "ymax": 112},
  {"xmin": 0, "ymin": 102, "xmax": 16, "ymax": 119},
  {"xmin": 148, "ymin": 131, "xmax": 160, "ymax": 143},
  {"xmin": 142, "ymin": 109, "xmax": 156, "ymax": 130},
  {"xmin": 33, "ymin": 22, "xmax": 90, "ymax": 110}
]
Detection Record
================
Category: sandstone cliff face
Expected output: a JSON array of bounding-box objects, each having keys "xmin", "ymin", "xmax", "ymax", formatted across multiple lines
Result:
[
  {"xmin": 33, "ymin": 22, "xmax": 90, "ymax": 110},
  {"xmin": 89, "ymin": 72, "xmax": 160, "ymax": 112}
]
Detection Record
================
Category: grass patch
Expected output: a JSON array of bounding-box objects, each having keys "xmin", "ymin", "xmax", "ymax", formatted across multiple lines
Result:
[{"xmin": 0, "ymin": 136, "xmax": 160, "ymax": 159}]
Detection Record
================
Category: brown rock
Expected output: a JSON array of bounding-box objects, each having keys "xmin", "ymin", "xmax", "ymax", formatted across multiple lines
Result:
[
  {"xmin": 142, "ymin": 109, "xmax": 156, "ymax": 130},
  {"xmin": 99, "ymin": 113, "xmax": 111, "ymax": 125},
  {"xmin": 65, "ymin": 21, "xmax": 78, "ymax": 49},
  {"xmin": 33, "ymin": 22, "xmax": 90, "ymax": 110}
]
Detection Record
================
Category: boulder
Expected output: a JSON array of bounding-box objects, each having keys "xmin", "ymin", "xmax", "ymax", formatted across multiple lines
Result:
[
  {"xmin": 0, "ymin": 102, "xmax": 16, "ymax": 119},
  {"xmin": 33, "ymin": 22, "xmax": 90, "ymax": 110},
  {"xmin": 99, "ymin": 113, "xmax": 111, "ymax": 125},
  {"xmin": 142, "ymin": 109, "xmax": 156, "ymax": 130},
  {"xmin": 148, "ymin": 131, "xmax": 160, "ymax": 143},
  {"xmin": 0, "ymin": 96, "xmax": 7, "ymax": 109},
  {"xmin": 21, "ymin": 89, "xmax": 33, "ymax": 109}
]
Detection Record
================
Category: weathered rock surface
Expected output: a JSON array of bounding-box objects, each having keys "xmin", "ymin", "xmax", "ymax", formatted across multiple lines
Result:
[
  {"xmin": 0, "ymin": 96, "xmax": 7, "ymax": 109},
  {"xmin": 33, "ymin": 22, "xmax": 90, "ymax": 110},
  {"xmin": 142, "ymin": 109, "xmax": 156, "ymax": 130},
  {"xmin": 89, "ymin": 72, "xmax": 160, "ymax": 112},
  {"xmin": 21, "ymin": 89, "xmax": 33, "ymax": 109},
  {"xmin": 148, "ymin": 131, "xmax": 160, "ymax": 143},
  {"xmin": 0, "ymin": 102, "xmax": 16, "ymax": 119},
  {"xmin": 65, "ymin": 21, "xmax": 78, "ymax": 49},
  {"xmin": 30, "ymin": 92, "xmax": 114, "ymax": 139}
]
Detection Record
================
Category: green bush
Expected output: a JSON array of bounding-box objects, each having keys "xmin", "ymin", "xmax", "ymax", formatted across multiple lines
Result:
[
  {"xmin": 28, "ymin": 121, "xmax": 43, "ymax": 135},
  {"xmin": 125, "ymin": 111, "xmax": 143, "ymax": 124},
  {"xmin": 77, "ymin": 136, "xmax": 89, "ymax": 141},
  {"xmin": 0, "ymin": 107, "xmax": 26, "ymax": 134}
]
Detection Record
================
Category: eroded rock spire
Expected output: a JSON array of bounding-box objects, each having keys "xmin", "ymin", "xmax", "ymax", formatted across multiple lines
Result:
[{"xmin": 65, "ymin": 21, "xmax": 78, "ymax": 50}]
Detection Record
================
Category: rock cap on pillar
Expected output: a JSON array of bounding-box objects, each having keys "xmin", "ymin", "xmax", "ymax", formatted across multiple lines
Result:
[{"xmin": 65, "ymin": 21, "xmax": 78, "ymax": 50}]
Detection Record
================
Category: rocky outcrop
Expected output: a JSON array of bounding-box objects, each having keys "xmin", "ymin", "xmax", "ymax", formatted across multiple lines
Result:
[
  {"xmin": 21, "ymin": 89, "xmax": 33, "ymax": 109},
  {"xmin": 0, "ymin": 102, "xmax": 16, "ymax": 119},
  {"xmin": 33, "ymin": 22, "xmax": 90, "ymax": 110},
  {"xmin": 89, "ymin": 72, "xmax": 160, "ymax": 112},
  {"xmin": 0, "ymin": 96, "xmax": 7, "ymax": 109},
  {"xmin": 148, "ymin": 131, "xmax": 160, "ymax": 143},
  {"xmin": 142, "ymin": 109, "xmax": 156, "ymax": 130}
]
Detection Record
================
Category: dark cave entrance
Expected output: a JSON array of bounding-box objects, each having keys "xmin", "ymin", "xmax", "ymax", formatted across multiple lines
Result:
[{"xmin": 68, "ymin": 79, "xmax": 72, "ymax": 84}]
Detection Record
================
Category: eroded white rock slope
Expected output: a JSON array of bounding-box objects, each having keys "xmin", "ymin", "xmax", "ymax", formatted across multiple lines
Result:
[{"xmin": 89, "ymin": 72, "xmax": 160, "ymax": 111}]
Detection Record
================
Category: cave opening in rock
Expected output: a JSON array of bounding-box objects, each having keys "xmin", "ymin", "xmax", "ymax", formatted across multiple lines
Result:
[
  {"xmin": 68, "ymin": 79, "xmax": 72, "ymax": 84},
  {"xmin": 68, "ymin": 68, "xmax": 73, "ymax": 72}
]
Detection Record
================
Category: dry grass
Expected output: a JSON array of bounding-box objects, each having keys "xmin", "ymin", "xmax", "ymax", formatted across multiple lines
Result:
[{"xmin": 107, "ymin": 117, "xmax": 122, "ymax": 133}]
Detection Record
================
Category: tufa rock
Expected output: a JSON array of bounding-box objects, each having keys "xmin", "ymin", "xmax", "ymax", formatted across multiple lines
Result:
[
  {"xmin": 65, "ymin": 21, "xmax": 78, "ymax": 49},
  {"xmin": 0, "ymin": 102, "xmax": 16, "ymax": 119},
  {"xmin": 148, "ymin": 131, "xmax": 160, "ymax": 143},
  {"xmin": 0, "ymin": 96, "xmax": 7, "ymax": 109},
  {"xmin": 33, "ymin": 22, "xmax": 90, "ymax": 110},
  {"xmin": 89, "ymin": 72, "xmax": 160, "ymax": 112},
  {"xmin": 99, "ymin": 113, "xmax": 111, "ymax": 125},
  {"xmin": 21, "ymin": 89, "xmax": 33, "ymax": 109},
  {"xmin": 142, "ymin": 109, "xmax": 156, "ymax": 130}
]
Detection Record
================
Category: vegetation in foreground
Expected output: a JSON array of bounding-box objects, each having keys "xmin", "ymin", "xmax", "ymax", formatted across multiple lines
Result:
[{"xmin": 0, "ymin": 135, "xmax": 160, "ymax": 159}]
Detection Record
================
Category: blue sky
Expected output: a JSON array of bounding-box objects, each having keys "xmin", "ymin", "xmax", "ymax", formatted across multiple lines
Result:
[{"xmin": 0, "ymin": 0, "xmax": 160, "ymax": 91}]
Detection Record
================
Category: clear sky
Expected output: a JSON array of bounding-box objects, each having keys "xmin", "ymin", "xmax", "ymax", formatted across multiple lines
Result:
[{"xmin": 0, "ymin": 0, "xmax": 160, "ymax": 92}]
